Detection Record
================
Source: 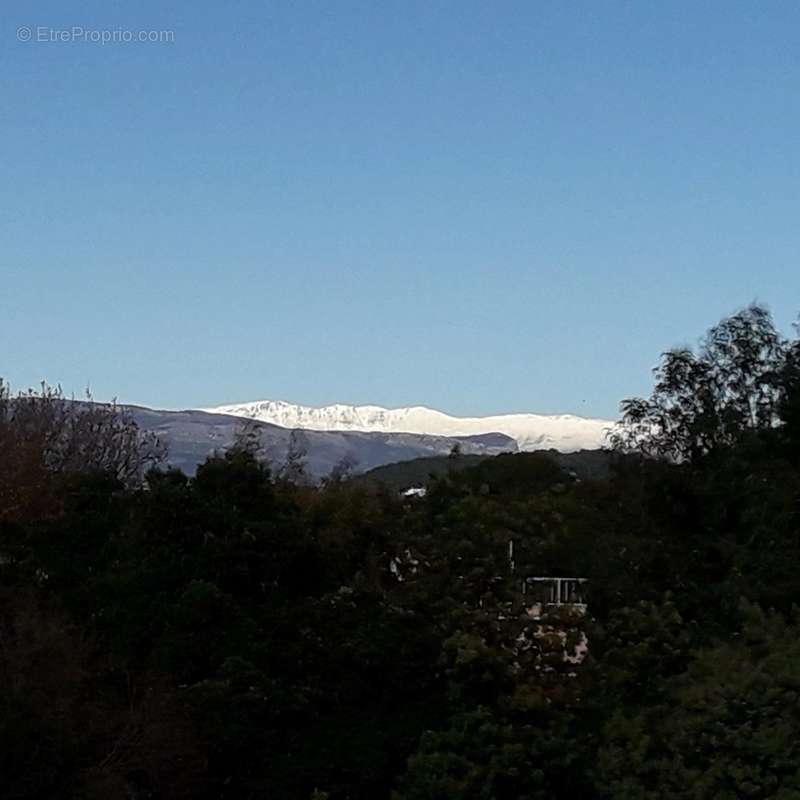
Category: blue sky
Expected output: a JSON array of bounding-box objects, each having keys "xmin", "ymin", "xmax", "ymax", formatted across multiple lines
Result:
[{"xmin": 2, "ymin": 1, "xmax": 798, "ymax": 419}]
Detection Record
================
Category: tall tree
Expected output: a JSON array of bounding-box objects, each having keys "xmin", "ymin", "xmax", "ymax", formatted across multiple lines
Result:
[{"xmin": 611, "ymin": 305, "xmax": 789, "ymax": 461}]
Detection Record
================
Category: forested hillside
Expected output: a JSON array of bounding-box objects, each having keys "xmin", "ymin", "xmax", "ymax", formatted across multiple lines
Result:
[
  {"xmin": 356, "ymin": 447, "xmax": 614, "ymax": 492},
  {"xmin": 2, "ymin": 304, "xmax": 800, "ymax": 799}
]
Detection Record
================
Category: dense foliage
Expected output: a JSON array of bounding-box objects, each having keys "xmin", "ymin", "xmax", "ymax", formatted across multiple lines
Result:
[{"xmin": 2, "ymin": 304, "xmax": 800, "ymax": 799}]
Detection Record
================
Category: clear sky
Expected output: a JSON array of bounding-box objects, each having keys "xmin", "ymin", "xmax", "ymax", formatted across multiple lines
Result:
[{"xmin": 2, "ymin": 1, "xmax": 798, "ymax": 419}]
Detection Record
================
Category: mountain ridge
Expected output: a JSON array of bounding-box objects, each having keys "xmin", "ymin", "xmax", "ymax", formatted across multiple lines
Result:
[
  {"xmin": 124, "ymin": 406, "xmax": 515, "ymax": 478},
  {"xmin": 201, "ymin": 399, "xmax": 615, "ymax": 452}
]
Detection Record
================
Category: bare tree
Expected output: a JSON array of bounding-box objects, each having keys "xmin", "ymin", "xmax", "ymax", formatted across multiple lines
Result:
[
  {"xmin": 0, "ymin": 380, "xmax": 164, "ymax": 520},
  {"xmin": 230, "ymin": 417, "xmax": 265, "ymax": 459},
  {"xmin": 278, "ymin": 429, "xmax": 309, "ymax": 484},
  {"xmin": 325, "ymin": 453, "xmax": 359, "ymax": 484}
]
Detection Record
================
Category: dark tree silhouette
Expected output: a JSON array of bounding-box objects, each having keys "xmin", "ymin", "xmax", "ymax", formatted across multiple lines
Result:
[{"xmin": 610, "ymin": 304, "xmax": 789, "ymax": 460}]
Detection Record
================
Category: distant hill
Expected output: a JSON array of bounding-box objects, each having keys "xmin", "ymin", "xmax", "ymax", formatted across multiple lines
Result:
[
  {"xmin": 125, "ymin": 406, "xmax": 516, "ymax": 479},
  {"xmin": 355, "ymin": 448, "xmax": 614, "ymax": 492}
]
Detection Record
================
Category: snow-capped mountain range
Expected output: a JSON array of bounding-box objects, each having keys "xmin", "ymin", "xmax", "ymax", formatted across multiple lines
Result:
[{"xmin": 201, "ymin": 400, "xmax": 615, "ymax": 452}]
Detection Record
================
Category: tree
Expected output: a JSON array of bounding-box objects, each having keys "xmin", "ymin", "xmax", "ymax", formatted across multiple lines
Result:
[
  {"xmin": 279, "ymin": 429, "xmax": 309, "ymax": 484},
  {"xmin": 230, "ymin": 417, "xmax": 266, "ymax": 460},
  {"xmin": 596, "ymin": 605, "xmax": 800, "ymax": 800},
  {"xmin": 0, "ymin": 380, "xmax": 164, "ymax": 521},
  {"xmin": 778, "ymin": 326, "xmax": 800, "ymax": 453},
  {"xmin": 611, "ymin": 305, "xmax": 789, "ymax": 461}
]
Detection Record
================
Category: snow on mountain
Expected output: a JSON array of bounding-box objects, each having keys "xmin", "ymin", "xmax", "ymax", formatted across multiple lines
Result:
[{"xmin": 201, "ymin": 400, "xmax": 615, "ymax": 452}]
